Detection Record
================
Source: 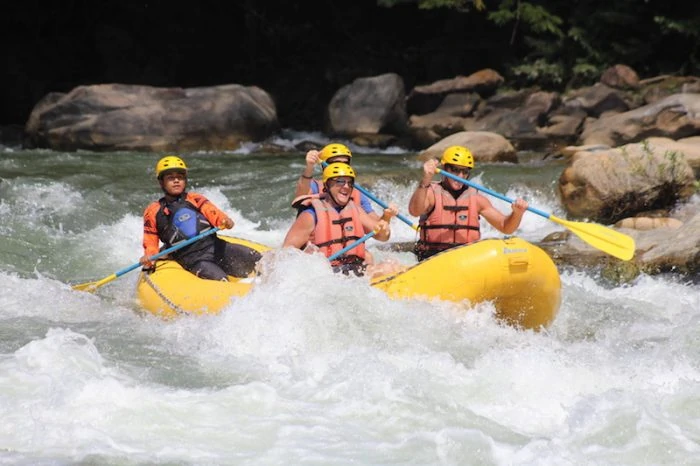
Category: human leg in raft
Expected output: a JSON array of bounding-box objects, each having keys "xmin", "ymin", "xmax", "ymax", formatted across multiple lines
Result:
[
  {"xmin": 331, "ymin": 253, "xmax": 407, "ymax": 280},
  {"xmin": 189, "ymin": 239, "xmax": 263, "ymax": 281}
]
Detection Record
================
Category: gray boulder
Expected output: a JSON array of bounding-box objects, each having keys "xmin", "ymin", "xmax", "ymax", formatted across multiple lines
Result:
[{"xmin": 25, "ymin": 83, "xmax": 279, "ymax": 152}]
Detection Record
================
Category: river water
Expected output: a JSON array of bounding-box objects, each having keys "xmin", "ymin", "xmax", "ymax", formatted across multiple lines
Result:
[{"xmin": 1, "ymin": 135, "xmax": 699, "ymax": 465}]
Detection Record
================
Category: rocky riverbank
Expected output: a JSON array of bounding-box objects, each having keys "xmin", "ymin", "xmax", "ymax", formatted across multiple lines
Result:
[{"xmin": 6, "ymin": 64, "xmax": 700, "ymax": 279}]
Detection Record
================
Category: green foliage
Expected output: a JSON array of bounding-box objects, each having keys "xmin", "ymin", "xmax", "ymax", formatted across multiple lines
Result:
[
  {"xmin": 488, "ymin": 1, "xmax": 563, "ymax": 36},
  {"xmin": 567, "ymin": 26, "xmax": 601, "ymax": 62},
  {"xmin": 570, "ymin": 62, "xmax": 600, "ymax": 84},
  {"xmin": 378, "ymin": 0, "xmax": 700, "ymax": 88},
  {"xmin": 486, "ymin": 1, "xmax": 568, "ymax": 87},
  {"xmin": 510, "ymin": 59, "xmax": 564, "ymax": 86},
  {"xmin": 654, "ymin": 15, "xmax": 700, "ymax": 73},
  {"xmin": 654, "ymin": 15, "xmax": 700, "ymax": 36},
  {"xmin": 378, "ymin": 0, "xmax": 485, "ymax": 11},
  {"xmin": 625, "ymin": 140, "xmax": 688, "ymax": 182}
]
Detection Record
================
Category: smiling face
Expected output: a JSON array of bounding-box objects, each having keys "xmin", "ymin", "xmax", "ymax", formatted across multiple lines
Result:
[
  {"xmin": 159, "ymin": 170, "xmax": 187, "ymax": 196},
  {"xmin": 325, "ymin": 176, "xmax": 355, "ymax": 205}
]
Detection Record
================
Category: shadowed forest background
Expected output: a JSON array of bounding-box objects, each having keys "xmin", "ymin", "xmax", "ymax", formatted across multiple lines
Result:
[{"xmin": 4, "ymin": 0, "xmax": 699, "ymax": 131}]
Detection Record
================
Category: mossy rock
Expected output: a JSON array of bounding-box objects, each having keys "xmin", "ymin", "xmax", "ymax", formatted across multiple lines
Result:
[{"xmin": 601, "ymin": 259, "xmax": 641, "ymax": 284}]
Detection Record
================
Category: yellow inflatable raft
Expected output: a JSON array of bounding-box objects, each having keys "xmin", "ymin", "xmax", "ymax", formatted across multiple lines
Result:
[
  {"xmin": 136, "ymin": 236, "xmax": 561, "ymax": 329},
  {"xmin": 136, "ymin": 236, "xmax": 271, "ymax": 319},
  {"xmin": 370, "ymin": 237, "xmax": 561, "ymax": 329}
]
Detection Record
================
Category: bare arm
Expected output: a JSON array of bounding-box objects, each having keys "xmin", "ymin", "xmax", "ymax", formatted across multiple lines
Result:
[
  {"xmin": 478, "ymin": 196, "xmax": 528, "ymax": 234},
  {"xmin": 294, "ymin": 150, "xmax": 320, "ymax": 198},
  {"xmin": 361, "ymin": 192, "xmax": 381, "ymax": 221},
  {"xmin": 282, "ymin": 211, "xmax": 316, "ymax": 249},
  {"xmin": 408, "ymin": 159, "xmax": 438, "ymax": 216}
]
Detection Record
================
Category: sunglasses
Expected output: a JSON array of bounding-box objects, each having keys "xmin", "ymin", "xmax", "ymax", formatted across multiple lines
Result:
[
  {"xmin": 329, "ymin": 178, "xmax": 354, "ymax": 188},
  {"xmin": 444, "ymin": 164, "xmax": 471, "ymax": 175}
]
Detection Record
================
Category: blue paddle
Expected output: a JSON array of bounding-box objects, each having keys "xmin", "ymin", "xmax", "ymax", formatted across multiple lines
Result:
[
  {"xmin": 320, "ymin": 161, "xmax": 419, "ymax": 230},
  {"xmin": 353, "ymin": 183, "xmax": 419, "ymax": 230},
  {"xmin": 327, "ymin": 230, "xmax": 377, "ymax": 262},
  {"xmin": 436, "ymin": 168, "xmax": 635, "ymax": 261},
  {"xmin": 73, "ymin": 227, "xmax": 221, "ymax": 292}
]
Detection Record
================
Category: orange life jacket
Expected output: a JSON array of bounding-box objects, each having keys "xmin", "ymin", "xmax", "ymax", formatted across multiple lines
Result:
[
  {"xmin": 309, "ymin": 195, "xmax": 366, "ymax": 266},
  {"xmin": 143, "ymin": 191, "xmax": 225, "ymax": 266},
  {"xmin": 416, "ymin": 182, "xmax": 481, "ymax": 260}
]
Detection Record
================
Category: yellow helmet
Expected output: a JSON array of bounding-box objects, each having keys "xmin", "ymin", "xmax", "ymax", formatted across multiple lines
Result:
[
  {"xmin": 440, "ymin": 146, "xmax": 474, "ymax": 169},
  {"xmin": 322, "ymin": 162, "xmax": 356, "ymax": 183},
  {"xmin": 320, "ymin": 143, "xmax": 352, "ymax": 162},
  {"xmin": 156, "ymin": 156, "xmax": 188, "ymax": 179}
]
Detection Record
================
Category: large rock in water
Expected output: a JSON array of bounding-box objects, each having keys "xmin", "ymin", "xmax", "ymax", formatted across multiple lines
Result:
[
  {"xmin": 419, "ymin": 131, "xmax": 517, "ymax": 163},
  {"xmin": 25, "ymin": 83, "xmax": 279, "ymax": 152},
  {"xmin": 580, "ymin": 93, "xmax": 700, "ymax": 147},
  {"xmin": 327, "ymin": 73, "xmax": 408, "ymax": 137},
  {"xmin": 558, "ymin": 140, "xmax": 696, "ymax": 224}
]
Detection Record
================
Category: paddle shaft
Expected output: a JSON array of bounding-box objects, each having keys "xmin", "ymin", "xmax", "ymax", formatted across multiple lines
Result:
[
  {"xmin": 74, "ymin": 227, "xmax": 220, "ymax": 291},
  {"xmin": 435, "ymin": 168, "xmax": 636, "ymax": 260},
  {"xmin": 353, "ymin": 183, "xmax": 418, "ymax": 230},
  {"xmin": 436, "ymin": 168, "xmax": 551, "ymax": 218},
  {"xmin": 320, "ymin": 161, "xmax": 418, "ymax": 230},
  {"xmin": 118, "ymin": 227, "xmax": 221, "ymax": 277},
  {"xmin": 327, "ymin": 230, "xmax": 377, "ymax": 262}
]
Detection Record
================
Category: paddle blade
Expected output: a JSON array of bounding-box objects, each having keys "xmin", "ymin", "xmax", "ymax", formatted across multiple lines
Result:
[
  {"xmin": 72, "ymin": 274, "xmax": 117, "ymax": 293},
  {"xmin": 72, "ymin": 228, "xmax": 220, "ymax": 293},
  {"xmin": 550, "ymin": 215, "xmax": 636, "ymax": 261}
]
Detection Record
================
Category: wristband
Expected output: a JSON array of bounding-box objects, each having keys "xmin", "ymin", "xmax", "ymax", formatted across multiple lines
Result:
[
  {"xmin": 300, "ymin": 174, "xmax": 313, "ymax": 180},
  {"xmin": 419, "ymin": 183, "xmax": 431, "ymax": 188}
]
